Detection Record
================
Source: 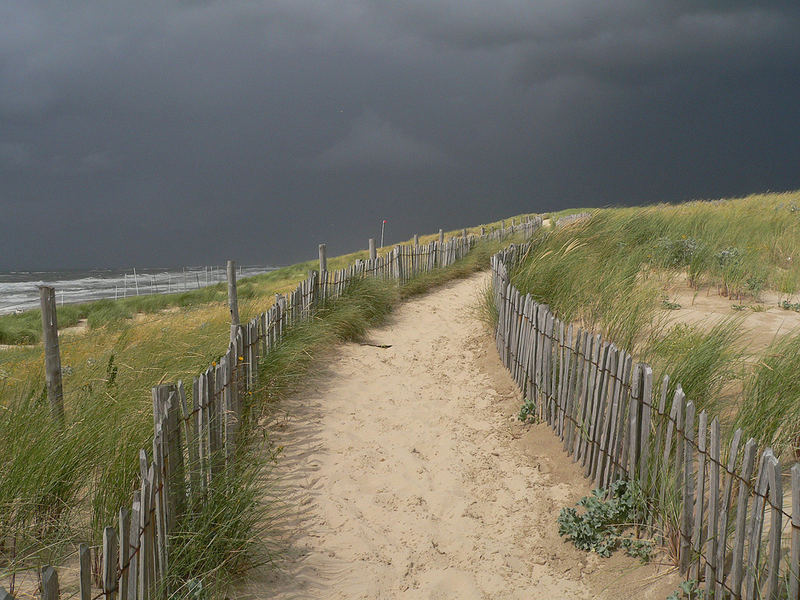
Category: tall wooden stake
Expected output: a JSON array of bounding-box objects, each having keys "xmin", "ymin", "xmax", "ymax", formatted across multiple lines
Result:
[
  {"xmin": 369, "ymin": 238, "xmax": 377, "ymax": 260},
  {"xmin": 227, "ymin": 260, "xmax": 240, "ymax": 345},
  {"xmin": 39, "ymin": 286, "xmax": 64, "ymax": 422},
  {"xmin": 319, "ymin": 243, "xmax": 327, "ymax": 273}
]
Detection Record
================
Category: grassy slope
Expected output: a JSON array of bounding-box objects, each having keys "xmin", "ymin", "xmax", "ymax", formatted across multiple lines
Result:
[
  {"xmin": 510, "ymin": 190, "xmax": 800, "ymax": 458},
  {"xmin": 0, "ymin": 219, "xmax": 527, "ymax": 588}
]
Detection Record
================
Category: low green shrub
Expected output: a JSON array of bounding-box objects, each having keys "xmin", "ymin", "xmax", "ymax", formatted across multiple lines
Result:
[
  {"xmin": 557, "ymin": 479, "xmax": 653, "ymax": 562},
  {"xmin": 667, "ymin": 580, "xmax": 704, "ymax": 600}
]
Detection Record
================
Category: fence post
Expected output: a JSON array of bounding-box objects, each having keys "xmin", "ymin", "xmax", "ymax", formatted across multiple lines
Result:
[
  {"xmin": 438, "ymin": 229, "xmax": 444, "ymax": 266},
  {"xmin": 319, "ymin": 243, "xmax": 327, "ymax": 274},
  {"xmin": 103, "ymin": 526, "xmax": 118, "ymax": 600},
  {"xmin": 118, "ymin": 508, "xmax": 130, "ymax": 600},
  {"xmin": 369, "ymin": 238, "xmax": 377, "ymax": 260},
  {"xmin": 79, "ymin": 543, "xmax": 91, "ymax": 600},
  {"xmin": 41, "ymin": 566, "xmax": 59, "ymax": 600},
  {"xmin": 38, "ymin": 285, "xmax": 64, "ymax": 423},
  {"xmin": 227, "ymin": 260, "xmax": 239, "ymax": 345},
  {"xmin": 394, "ymin": 245, "xmax": 403, "ymax": 282}
]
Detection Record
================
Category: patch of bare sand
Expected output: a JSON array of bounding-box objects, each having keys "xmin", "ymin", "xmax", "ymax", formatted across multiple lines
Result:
[
  {"xmin": 60, "ymin": 317, "xmax": 89, "ymax": 337},
  {"xmin": 661, "ymin": 281, "xmax": 800, "ymax": 353},
  {"xmin": 238, "ymin": 272, "xmax": 679, "ymax": 599}
]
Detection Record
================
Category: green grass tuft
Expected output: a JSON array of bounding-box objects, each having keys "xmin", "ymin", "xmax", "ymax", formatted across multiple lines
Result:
[{"xmin": 734, "ymin": 331, "xmax": 800, "ymax": 459}]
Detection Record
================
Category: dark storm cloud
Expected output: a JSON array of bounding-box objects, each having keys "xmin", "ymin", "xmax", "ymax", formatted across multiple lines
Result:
[
  {"xmin": 312, "ymin": 110, "xmax": 455, "ymax": 170},
  {"xmin": 1, "ymin": 1, "xmax": 799, "ymax": 269}
]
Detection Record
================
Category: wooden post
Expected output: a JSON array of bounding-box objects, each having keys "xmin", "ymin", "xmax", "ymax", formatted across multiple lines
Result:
[
  {"xmin": 369, "ymin": 238, "xmax": 377, "ymax": 260},
  {"xmin": 41, "ymin": 566, "xmax": 59, "ymax": 600},
  {"xmin": 103, "ymin": 526, "xmax": 118, "ymax": 600},
  {"xmin": 38, "ymin": 286, "xmax": 64, "ymax": 422},
  {"xmin": 319, "ymin": 243, "xmax": 327, "ymax": 274},
  {"xmin": 227, "ymin": 260, "xmax": 239, "ymax": 345},
  {"xmin": 730, "ymin": 438, "xmax": 757, "ymax": 596},
  {"xmin": 480, "ymin": 226, "xmax": 485, "ymax": 237},
  {"xmin": 790, "ymin": 464, "xmax": 800, "ymax": 600},
  {"xmin": 118, "ymin": 508, "xmax": 130, "ymax": 600},
  {"xmin": 679, "ymin": 401, "xmax": 696, "ymax": 574},
  {"xmin": 394, "ymin": 245, "xmax": 403, "ymax": 281},
  {"xmin": 438, "ymin": 228, "xmax": 444, "ymax": 246},
  {"xmin": 128, "ymin": 491, "xmax": 140, "ymax": 600},
  {"xmin": 765, "ymin": 455, "xmax": 782, "ymax": 599},
  {"xmin": 413, "ymin": 234, "xmax": 419, "ymax": 247},
  {"xmin": 79, "ymin": 543, "xmax": 91, "ymax": 600}
]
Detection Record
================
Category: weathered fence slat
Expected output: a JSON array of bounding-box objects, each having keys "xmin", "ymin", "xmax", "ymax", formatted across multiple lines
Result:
[
  {"xmin": 128, "ymin": 491, "xmax": 140, "ymax": 600},
  {"xmin": 704, "ymin": 418, "xmax": 720, "ymax": 597},
  {"xmin": 41, "ymin": 566, "xmax": 59, "ymax": 600},
  {"xmin": 765, "ymin": 454, "xmax": 782, "ymax": 600},
  {"xmin": 79, "ymin": 543, "xmax": 91, "ymax": 600},
  {"xmin": 679, "ymin": 401, "xmax": 696, "ymax": 574},
  {"xmin": 118, "ymin": 508, "xmax": 130, "ymax": 600},
  {"xmin": 690, "ymin": 410, "xmax": 708, "ymax": 581},
  {"xmin": 730, "ymin": 438, "xmax": 758, "ymax": 598},
  {"xmin": 745, "ymin": 450, "xmax": 772, "ymax": 599},
  {"xmin": 103, "ymin": 526, "xmax": 118, "ymax": 600},
  {"xmin": 638, "ymin": 365, "xmax": 653, "ymax": 487},
  {"xmin": 791, "ymin": 464, "xmax": 800, "ymax": 600},
  {"xmin": 714, "ymin": 428, "xmax": 742, "ymax": 598}
]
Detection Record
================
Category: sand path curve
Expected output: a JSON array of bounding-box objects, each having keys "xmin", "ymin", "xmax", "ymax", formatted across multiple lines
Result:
[{"xmin": 239, "ymin": 272, "xmax": 678, "ymax": 599}]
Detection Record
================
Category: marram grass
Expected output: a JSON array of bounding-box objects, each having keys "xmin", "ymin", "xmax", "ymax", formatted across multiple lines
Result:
[
  {"xmin": 0, "ymin": 233, "xmax": 516, "ymax": 595},
  {"xmin": 507, "ymin": 190, "xmax": 800, "ymax": 459}
]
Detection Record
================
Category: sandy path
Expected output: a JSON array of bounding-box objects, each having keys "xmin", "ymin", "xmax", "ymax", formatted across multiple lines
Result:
[{"xmin": 240, "ymin": 273, "xmax": 678, "ymax": 599}]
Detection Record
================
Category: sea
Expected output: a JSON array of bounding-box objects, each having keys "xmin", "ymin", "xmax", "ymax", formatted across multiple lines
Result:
[{"xmin": 0, "ymin": 265, "xmax": 276, "ymax": 315}]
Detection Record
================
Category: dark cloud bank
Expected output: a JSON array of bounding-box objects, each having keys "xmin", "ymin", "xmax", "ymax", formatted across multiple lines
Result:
[{"xmin": 2, "ymin": 1, "xmax": 799, "ymax": 269}]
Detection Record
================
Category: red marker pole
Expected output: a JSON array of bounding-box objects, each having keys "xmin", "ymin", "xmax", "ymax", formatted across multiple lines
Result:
[{"xmin": 380, "ymin": 219, "xmax": 387, "ymax": 248}]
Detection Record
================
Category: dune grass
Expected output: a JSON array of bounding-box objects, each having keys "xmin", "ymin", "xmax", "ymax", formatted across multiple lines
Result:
[
  {"xmin": 0, "ymin": 227, "xmax": 524, "ymax": 593},
  {"xmin": 505, "ymin": 190, "xmax": 800, "ymax": 459},
  {"xmin": 511, "ymin": 191, "xmax": 800, "ymax": 351},
  {"xmin": 0, "ymin": 276, "xmax": 402, "ymax": 589},
  {"xmin": 733, "ymin": 331, "xmax": 800, "ymax": 459},
  {"xmin": 642, "ymin": 319, "xmax": 744, "ymax": 417}
]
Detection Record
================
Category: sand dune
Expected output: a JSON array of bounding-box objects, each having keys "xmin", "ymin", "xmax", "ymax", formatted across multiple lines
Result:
[{"xmin": 238, "ymin": 272, "xmax": 679, "ymax": 599}]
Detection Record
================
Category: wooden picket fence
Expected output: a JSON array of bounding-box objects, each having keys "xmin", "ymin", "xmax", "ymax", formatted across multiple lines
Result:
[
  {"xmin": 25, "ymin": 218, "xmax": 542, "ymax": 600},
  {"xmin": 492, "ymin": 243, "xmax": 799, "ymax": 599}
]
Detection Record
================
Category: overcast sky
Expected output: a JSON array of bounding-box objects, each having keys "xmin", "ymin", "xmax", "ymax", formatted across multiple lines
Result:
[{"xmin": 2, "ymin": 1, "xmax": 800, "ymax": 269}]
